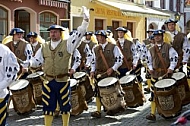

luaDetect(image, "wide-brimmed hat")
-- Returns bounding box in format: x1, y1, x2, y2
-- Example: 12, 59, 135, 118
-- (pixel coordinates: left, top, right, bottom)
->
9, 28, 25, 36
164, 19, 178, 24
115, 27, 128, 33
95, 30, 107, 38
47, 25, 66, 31
153, 30, 165, 35
27, 32, 38, 38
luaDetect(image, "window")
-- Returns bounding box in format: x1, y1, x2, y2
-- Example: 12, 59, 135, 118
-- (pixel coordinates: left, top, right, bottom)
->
127, 22, 133, 38
145, 1, 153, 7
160, 0, 165, 9
112, 21, 119, 40
95, 19, 103, 31
40, 12, 57, 41
169, 0, 173, 11
0, 7, 8, 42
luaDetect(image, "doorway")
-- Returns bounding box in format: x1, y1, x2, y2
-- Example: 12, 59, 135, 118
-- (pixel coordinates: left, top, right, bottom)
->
15, 10, 30, 39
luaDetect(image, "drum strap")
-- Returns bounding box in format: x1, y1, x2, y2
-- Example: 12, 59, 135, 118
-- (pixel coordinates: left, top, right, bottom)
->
155, 45, 167, 73
99, 45, 109, 69
116, 41, 131, 70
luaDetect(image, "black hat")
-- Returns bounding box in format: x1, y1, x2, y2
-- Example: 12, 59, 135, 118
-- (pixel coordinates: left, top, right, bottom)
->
9, 28, 25, 36
95, 30, 107, 38
165, 19, 178, 24
47, 25, 66, 31
27, 32, 38, 38
115, 27, 128, 33
153, 30, 165, 35
85, 31, 93, 36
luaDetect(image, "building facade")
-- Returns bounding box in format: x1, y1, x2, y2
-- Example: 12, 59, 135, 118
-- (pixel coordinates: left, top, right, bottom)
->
0, 0, 69, 41
146, 0, 185, 33
71, 0, 169, 42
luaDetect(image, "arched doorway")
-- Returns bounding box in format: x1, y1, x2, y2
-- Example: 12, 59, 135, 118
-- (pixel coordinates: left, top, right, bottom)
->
148, 22, 158, 30
14, 10, 30, 39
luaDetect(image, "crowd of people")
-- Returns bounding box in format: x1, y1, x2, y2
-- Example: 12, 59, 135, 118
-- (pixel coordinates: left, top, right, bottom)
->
0, 5, 190, 126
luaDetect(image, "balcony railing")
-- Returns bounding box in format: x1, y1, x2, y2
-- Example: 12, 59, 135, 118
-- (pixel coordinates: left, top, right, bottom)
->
39, 0, 68, 9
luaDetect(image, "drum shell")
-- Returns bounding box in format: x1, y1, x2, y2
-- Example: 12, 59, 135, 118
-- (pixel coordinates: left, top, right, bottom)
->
172, 73, 190, 106
70, 80, 88, 116
27, 75, 43, 105
120, 76, 144, 107
10, 83, 35, 114
154, 84, 182, 118
121, 82, 144, 107
74, 73, 94, 102
98, 79, 126, 114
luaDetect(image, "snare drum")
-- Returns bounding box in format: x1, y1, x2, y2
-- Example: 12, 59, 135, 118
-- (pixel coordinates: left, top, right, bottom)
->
73, 72, 94, 103
119, 75, 144, 107
98, 77, 126, 115
70, 79, 88, 116
9, 79, 36, 114
154, 79, 182, 118
27, 71, 44, 105
172, 72, 190, 105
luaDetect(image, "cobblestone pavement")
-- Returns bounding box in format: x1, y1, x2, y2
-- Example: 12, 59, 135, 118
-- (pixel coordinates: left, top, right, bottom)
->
7, 68, 190, 126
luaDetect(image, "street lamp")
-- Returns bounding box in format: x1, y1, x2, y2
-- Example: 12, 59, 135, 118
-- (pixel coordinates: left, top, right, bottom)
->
175, 12, 181, 21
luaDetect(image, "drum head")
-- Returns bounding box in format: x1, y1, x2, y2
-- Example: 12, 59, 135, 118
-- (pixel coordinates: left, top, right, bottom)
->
27, 71, 44, 79
172, 72, 185, 81
155, 79, 176, 89
119, 75, 136, 84
98, 77, 118, 87
9, 79, 29, 91
73, 72, 86, 79
69, 79, 78, 87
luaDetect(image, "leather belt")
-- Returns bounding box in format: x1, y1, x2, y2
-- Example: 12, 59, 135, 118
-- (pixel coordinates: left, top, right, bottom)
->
154, 68, 165, 72
46, 73, 69, 79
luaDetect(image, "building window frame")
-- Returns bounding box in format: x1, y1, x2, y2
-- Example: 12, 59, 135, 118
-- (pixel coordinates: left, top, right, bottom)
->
0, 7, 8, 41
40, 12, 57, 41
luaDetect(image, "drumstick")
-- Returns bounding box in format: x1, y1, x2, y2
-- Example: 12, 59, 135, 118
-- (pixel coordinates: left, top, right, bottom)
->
126, 69, 133, 75
158, 73, 168, 80
97, 72, 107, 79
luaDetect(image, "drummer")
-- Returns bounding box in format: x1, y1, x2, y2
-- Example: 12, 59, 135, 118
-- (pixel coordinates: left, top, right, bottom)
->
27, 32, 44, 72
90, 30, 123, 118
21, 6, 89, 126
115, 27, 138, 79
5, 28, 33, 79
165, 19, 190, 72
0, 44, 20, 126
77, 31, 96, 73
145, 30, 178, 121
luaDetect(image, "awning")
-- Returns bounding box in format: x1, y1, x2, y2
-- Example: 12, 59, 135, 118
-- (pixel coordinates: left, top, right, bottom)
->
96, 0, 170, 19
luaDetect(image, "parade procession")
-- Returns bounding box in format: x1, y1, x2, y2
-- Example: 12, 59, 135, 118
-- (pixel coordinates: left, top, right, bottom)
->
1, 0, 190, 126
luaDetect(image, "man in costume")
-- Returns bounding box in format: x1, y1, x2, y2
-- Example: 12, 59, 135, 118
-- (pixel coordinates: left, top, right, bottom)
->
0, 44, 19, 125
145, 30, 178, 121
22, 6, 90, 126
90, 30, 124, 118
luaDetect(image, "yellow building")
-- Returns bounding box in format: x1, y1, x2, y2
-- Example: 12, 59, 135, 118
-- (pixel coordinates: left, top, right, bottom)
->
71, 0, 170, 41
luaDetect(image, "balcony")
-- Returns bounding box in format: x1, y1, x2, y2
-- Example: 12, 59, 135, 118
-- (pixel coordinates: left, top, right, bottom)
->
39, 0, 69, 9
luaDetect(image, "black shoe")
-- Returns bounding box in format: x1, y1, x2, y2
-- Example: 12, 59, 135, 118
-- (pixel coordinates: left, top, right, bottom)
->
146, 114, 156, 121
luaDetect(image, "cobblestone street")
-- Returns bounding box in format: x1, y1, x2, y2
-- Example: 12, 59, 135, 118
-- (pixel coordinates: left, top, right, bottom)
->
7, 68, 190, 126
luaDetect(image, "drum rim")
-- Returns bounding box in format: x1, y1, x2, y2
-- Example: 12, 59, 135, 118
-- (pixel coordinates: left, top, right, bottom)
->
155, 78, 176, 89
119, 75, 136, 84
171, 72, 185, 80
98, 77, 118, 87
69, 79, 78, 88
9, 79, 29, 91
27, 71, 44, 79
73, 72, 86, 79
